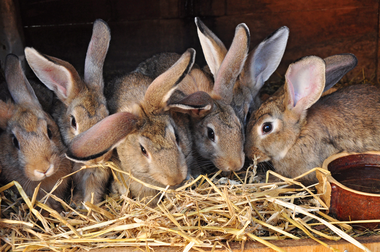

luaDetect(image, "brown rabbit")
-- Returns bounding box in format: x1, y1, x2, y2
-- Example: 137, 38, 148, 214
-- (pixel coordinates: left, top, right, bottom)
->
67, 49, 199, 203
0, 54, 72, 211
135, 23, 248, 174
167, 20, 289, 175
194, 18, 289, 124
243, 54, 380, 184
24, 19, 111, 205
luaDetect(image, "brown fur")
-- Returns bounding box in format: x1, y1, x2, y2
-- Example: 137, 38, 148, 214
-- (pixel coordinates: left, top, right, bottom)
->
0, 54, 71, 211
25, 19, 111, 205
68, 49, 196, 204
245, 55, 376, 184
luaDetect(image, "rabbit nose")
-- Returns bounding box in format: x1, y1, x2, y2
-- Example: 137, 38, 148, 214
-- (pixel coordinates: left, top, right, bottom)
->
35, 164, 54, 179
167, 175, 184, 186
167, 169, 187, 186
45, 164, 55, 177
228, 155, 244, 171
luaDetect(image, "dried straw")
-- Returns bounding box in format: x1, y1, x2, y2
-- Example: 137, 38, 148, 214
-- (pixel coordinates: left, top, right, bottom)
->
0, 160, 377, 251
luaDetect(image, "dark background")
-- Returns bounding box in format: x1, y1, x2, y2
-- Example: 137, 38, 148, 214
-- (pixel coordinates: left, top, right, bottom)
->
4, 0, 379, 84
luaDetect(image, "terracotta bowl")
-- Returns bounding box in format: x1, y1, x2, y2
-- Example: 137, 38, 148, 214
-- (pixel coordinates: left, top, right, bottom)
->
316, 151, 380, 229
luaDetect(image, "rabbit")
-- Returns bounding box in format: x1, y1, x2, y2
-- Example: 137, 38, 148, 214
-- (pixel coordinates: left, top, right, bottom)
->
194, 18, 289, 125
24, 19, 111, 205
66, 49, 201, 203
0, 54, 72, 211
243, 54, 380, 184
138, 19, 289, 175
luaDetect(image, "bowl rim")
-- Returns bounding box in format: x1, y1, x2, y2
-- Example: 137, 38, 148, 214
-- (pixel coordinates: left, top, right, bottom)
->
321, 151, 380, 197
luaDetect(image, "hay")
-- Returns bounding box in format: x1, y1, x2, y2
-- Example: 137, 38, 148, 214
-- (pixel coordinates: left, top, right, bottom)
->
0, 160, 378, 252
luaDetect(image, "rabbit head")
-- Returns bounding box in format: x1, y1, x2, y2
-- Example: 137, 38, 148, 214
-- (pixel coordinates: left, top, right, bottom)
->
195, 18, 289, 124
0, 54, 71, 211
164, 19, 288, 173
24, 19, 111, 163
167, 20, 252, 172
67, 49, 196, 201
245, 54, 359, 182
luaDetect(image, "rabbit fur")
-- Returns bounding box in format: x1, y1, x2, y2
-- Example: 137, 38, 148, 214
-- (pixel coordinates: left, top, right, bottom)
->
135, 18, 289, 175
243, 54, 380, 184
0, 54, 72, 211
67, 49, 200, 204
24, 19, 111, 205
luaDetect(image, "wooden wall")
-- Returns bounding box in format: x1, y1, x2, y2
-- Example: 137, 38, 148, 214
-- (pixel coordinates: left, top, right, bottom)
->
14, 0, 380, 83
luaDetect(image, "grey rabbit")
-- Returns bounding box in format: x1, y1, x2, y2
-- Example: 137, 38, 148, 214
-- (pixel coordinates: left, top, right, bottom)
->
0, 54, 72, 211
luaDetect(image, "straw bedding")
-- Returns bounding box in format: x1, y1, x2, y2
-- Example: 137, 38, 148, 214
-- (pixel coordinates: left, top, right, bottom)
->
1, 158, 378, 252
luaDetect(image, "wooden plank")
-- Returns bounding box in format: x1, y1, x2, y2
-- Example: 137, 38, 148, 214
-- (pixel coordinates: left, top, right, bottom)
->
226, 0, 378, 15
19, 0, 111, 26
209, 5, 378, 81
377, 1, 380, 83
179, 0, 226, 17
20, 0, 379, 83
79, 235, 380, 252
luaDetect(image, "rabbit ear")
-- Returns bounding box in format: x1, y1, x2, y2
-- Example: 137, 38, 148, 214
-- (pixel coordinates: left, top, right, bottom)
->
24, 47, 82, 104
195, 17, 227, 76
242, 26, 289, 94
0, 100, 14, 129
144, 48, 195, 113
168, 91, 214, 117
284, 56, 325, 116
5, 54, 41, 109
84, 19, 111, 92
67, 112, 138, 161
323, 53, 358, 92
213, 23, 250, 104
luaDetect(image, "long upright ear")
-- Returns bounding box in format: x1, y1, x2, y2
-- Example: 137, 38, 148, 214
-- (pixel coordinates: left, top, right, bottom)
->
323, 53, 358, 92
212, 23, 250, 104
195, 17, 227, 76
5, 54, 41, 109
284, 56, 325, 117
84, 19, 111, 92
144, 48, 195, 113
67, 112, 138, 161
168, 91, 214, 118
241, 26, 289, 94
24, 47, 82, 104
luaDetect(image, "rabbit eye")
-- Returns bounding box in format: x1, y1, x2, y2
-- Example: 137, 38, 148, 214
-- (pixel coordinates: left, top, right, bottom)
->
70, 115, 77, 130
207, 127, 215, 142
47, 126, 53, 139
12, 134, 20, 150
174, 130, 180, 145
262, 122, 273, 134
140, 144, 148, 157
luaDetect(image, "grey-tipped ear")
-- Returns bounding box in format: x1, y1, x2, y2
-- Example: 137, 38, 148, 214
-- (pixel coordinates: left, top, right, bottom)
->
144, 48, 196, 113
323, 53, 358, 92
242, 26, 289, 93
5, 54, 41, 109
195, 17, 227, 77
84, 19, 111, 91
213, 23, 250, 104
168, 91, 214, 118
67, 112, 138, 161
